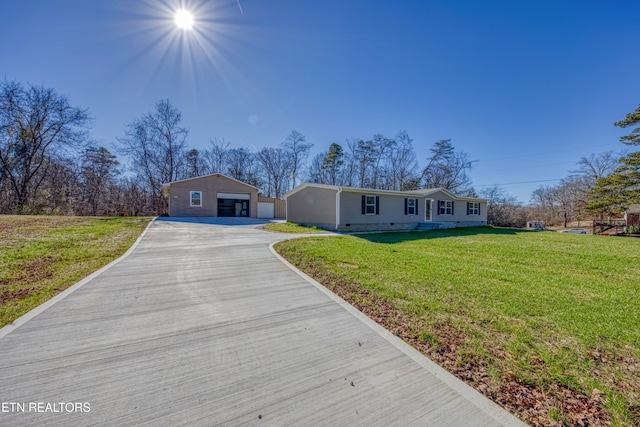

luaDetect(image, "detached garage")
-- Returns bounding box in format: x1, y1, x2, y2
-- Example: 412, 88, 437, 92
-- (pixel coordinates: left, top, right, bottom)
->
162, 174, 260, 217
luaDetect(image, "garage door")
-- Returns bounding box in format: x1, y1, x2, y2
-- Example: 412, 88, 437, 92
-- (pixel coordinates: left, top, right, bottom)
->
257, 202, 275, 218
218, 199, 249, 217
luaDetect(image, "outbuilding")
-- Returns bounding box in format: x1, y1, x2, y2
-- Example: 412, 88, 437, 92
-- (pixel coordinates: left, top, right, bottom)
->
162, 173, 260, 217
625, 204, 640, 230
284, 183, 487, 232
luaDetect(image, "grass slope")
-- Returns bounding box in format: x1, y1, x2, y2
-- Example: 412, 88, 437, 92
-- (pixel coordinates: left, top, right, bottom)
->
0, 215, 152, 327
274, 227, 640, 426
263, 222, 328, 233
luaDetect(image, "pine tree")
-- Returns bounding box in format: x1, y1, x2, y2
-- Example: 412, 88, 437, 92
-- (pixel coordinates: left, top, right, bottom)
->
588, 105, 640, 214
321, 143, 344, 186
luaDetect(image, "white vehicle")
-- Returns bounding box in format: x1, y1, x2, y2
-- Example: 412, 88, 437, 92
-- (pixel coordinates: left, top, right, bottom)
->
526, 220, 545, 230
558, 228, 588, 234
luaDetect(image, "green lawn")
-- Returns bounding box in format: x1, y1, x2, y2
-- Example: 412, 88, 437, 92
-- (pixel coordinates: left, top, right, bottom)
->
0, 215, 152, 327
274, 227, 640, 427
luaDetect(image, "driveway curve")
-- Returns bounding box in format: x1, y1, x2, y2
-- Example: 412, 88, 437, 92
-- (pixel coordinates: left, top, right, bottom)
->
0, 218, 524, 426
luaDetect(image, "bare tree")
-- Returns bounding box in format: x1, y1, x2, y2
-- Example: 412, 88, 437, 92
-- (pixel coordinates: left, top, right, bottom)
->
551, 180, 576, 228
530, 186, 561, 225
369, 134, 395, 189
80, 146, 120, 215
38, 157, 80, 215
204, 137, 230, 174
480, 185, 526, 227
257, 147, 291, 198
350, 139, 376, 188
308, 152, 329, 184
419, 140, 474, 194
117, 99, 188, 214
226, 147, 261, 187
530, 186, 549, 223
282, 130, 312, 189
528, 152, 619, 224
386, 130, 418, 191
0, 81, 90, 212
340, 139, 358, 187
531, 176, 592, 227
573, 151, 618, 185
226, 148, 250, 181
0, 165, 9, 212
118, 176, 155, 216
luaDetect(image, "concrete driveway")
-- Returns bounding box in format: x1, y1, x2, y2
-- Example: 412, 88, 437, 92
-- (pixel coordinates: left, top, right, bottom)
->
0, 218, 524, 426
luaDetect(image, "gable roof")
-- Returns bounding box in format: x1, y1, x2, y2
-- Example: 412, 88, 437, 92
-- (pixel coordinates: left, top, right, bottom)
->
161, 173, 260, 194
284, 183, 486, 202
627, 204, 640, 214
283, 183, 422, 198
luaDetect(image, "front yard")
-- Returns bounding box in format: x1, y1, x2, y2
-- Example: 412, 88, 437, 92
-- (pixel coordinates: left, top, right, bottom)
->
0, 215, 152, 327
274, 228, 640, 426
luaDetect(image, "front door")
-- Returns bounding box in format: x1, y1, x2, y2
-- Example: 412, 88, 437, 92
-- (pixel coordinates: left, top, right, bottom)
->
425, 199, 432, 221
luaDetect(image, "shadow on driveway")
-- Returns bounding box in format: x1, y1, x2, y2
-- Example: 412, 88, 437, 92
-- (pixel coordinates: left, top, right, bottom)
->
155, 216, 279, 226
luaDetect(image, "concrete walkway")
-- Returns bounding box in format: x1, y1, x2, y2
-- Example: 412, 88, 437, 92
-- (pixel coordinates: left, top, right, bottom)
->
0, 218, 524, 426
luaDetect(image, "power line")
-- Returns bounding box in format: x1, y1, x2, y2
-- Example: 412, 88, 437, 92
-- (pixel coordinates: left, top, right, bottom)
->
476, 161, 575, 174
475, 143, 620, 164
475, 178, 563, 187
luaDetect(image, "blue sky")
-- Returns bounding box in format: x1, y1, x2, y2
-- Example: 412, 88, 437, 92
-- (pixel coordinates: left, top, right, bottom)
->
1, 0, 639, 202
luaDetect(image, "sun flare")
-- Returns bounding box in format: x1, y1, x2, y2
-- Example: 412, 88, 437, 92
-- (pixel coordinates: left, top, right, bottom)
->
175, 9, 194, 29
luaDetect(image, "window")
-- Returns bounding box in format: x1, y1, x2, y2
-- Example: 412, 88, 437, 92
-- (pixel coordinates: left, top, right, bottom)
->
438, 200, 453, 215
365, 195, 376, 215
190, 191, 202, 207
467, 202, 480, 216
405, 198, 418, 215
361, 195, 379, 215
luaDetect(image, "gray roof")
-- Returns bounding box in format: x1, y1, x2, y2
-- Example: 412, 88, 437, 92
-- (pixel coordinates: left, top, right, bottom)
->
285, 183, 486, 202
628, 204, 640, 214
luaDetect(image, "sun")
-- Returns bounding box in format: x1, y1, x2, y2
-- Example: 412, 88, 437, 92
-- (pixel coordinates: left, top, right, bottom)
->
175, 9, 194, 29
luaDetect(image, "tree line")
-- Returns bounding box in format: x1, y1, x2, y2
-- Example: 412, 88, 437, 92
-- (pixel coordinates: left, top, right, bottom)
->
2, 80, 637, 225
527, 104, 640, 227
0, 81, 475, 216
441, 104, 640, 229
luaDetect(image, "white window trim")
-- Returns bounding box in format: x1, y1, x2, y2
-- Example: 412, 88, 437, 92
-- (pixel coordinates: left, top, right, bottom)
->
365, 195, 376, 215
407, 198, 417, 216
190, 191, 202, 207
439, 200, 453, 215
468, 202, 480, 216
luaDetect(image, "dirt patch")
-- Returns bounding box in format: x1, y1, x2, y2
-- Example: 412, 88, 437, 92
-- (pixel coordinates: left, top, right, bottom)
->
0, 287, 37, 304
0, 256, 55, 288
336, 262, 359, 269
0, 216, 79, 239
